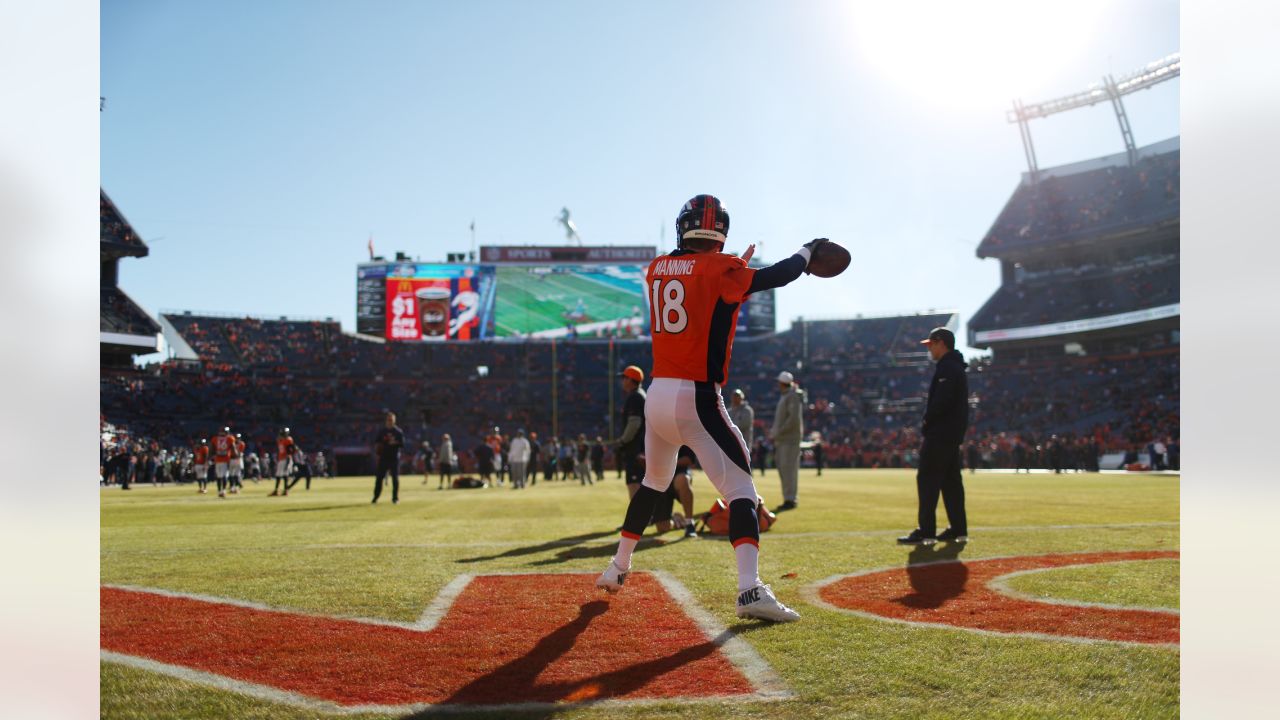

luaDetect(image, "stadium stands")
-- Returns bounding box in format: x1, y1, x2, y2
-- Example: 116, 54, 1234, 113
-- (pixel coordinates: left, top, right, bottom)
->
100, 308, 1177, 474
161, 313, 341, 369
101, 191, 149, 255
952, 136, 1179, 470
101, 287, 161, 336
970, 255, 1178, 330
979, 148, 1179, 255
969, 139, 1179, 373
101, 190, 160, 367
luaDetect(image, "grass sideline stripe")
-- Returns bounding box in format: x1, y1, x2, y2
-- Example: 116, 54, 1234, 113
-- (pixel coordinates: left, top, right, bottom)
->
100, 521, 1179, 555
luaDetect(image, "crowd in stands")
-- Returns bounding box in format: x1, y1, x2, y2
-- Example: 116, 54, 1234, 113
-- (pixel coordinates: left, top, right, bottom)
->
102, 190, 157, 350
970, 257, 1178, 330
162, 313, 342, 369
102, 311, 1179, 476
980, 149, 1179, 253
100, 192, 147, 251
101, 287, 161, 336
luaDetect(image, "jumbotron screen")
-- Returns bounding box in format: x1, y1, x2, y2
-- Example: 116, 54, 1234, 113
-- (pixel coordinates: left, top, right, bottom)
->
357, 263, 497, 341
356, 245, 775, 341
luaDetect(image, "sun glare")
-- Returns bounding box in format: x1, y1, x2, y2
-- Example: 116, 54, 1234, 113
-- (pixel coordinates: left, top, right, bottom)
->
846, 0, 1108, 108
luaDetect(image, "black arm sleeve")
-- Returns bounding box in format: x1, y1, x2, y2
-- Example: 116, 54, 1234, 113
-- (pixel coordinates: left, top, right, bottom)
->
746, 254, 807, 295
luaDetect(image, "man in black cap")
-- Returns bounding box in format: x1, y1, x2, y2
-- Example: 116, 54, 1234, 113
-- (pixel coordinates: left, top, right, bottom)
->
616, 365, 647, 499
899, 327, 969, 545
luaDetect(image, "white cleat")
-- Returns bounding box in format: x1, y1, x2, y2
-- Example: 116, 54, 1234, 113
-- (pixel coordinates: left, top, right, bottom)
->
736, 583, 801, 623
595, 560, 630, 594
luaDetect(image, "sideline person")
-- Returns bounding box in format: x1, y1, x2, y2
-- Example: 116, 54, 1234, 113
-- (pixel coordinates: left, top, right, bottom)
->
372, 412, 405, 504
616, 365, 647, 498
898, 327, 969, 545
727, 389, 754, 451
771, 371, 804, 511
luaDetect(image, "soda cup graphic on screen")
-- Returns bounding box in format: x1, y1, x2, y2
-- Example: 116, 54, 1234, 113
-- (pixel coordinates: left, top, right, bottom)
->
416, 286, 451, 338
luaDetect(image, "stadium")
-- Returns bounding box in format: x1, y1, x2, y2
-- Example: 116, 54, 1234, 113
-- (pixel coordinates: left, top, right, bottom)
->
96, 7, 1184, 720
101, 134, 1181, 482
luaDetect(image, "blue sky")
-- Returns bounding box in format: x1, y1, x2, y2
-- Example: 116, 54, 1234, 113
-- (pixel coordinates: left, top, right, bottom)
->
101, 0, 1179, 354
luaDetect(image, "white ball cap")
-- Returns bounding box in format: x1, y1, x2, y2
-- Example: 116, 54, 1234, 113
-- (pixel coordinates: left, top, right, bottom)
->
777, 371, 794, 384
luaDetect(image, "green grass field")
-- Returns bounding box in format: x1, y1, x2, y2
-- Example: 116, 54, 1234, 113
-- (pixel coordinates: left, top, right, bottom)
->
101, 470, 1179, 719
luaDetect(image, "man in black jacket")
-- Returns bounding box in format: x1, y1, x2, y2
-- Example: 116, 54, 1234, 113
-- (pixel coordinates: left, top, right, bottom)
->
372, 411, 405, 504
616, 365, 647, 499
899, 327, 969, 545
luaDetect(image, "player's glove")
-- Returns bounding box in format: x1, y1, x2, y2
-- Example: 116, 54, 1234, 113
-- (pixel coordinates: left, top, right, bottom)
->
801, 238, 829, 274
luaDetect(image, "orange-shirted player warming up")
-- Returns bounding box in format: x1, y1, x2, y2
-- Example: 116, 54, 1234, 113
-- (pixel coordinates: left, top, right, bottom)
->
230, 432, 247, 493
210, 426, 236, 499
270, 428, 295, 496
193, 438, 210, 494
597, 194, 835, 622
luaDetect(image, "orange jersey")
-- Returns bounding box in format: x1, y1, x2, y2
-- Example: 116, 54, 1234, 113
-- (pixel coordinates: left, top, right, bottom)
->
211, 435, 234, 462
194, 446, 209, 464
647, 250, 755, 384
235, 439, 246, 458
277, 436, 295, 460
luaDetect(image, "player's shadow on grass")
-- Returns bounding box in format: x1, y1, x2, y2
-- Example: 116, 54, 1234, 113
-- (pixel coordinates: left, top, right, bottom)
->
274, 505, 351, 513
456, 530, 618, 564
400, 601, 767, 719
896, 542, 968, 610
526, 533, 694, 567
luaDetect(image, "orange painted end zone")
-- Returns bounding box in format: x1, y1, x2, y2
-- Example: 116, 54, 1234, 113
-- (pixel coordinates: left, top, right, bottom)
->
818, 550, 1179, 645
101, 573, 755, 707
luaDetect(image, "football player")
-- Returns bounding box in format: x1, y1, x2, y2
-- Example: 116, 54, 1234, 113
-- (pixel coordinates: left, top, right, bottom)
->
193, 439, 209, 494
211, 427, 234, 498
597, 194, 830, 622
270, 428, 295, 496
229, 432, 246, 494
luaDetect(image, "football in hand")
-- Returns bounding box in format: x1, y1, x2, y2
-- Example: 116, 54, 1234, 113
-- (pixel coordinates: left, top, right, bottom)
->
806, 240, 850, 278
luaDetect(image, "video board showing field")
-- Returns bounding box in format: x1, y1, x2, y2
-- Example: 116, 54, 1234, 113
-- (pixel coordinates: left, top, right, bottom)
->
494, 265, 648, 338
357, 245, 775, 341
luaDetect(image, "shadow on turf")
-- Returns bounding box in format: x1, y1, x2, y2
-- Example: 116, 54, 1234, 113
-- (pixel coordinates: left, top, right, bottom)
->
897, 541, 968, 610
399, 602, 768, 719
456, 530, 618, 564
525, 531, 698, 567
457, 529, 696, 567
273, 505, 351, 513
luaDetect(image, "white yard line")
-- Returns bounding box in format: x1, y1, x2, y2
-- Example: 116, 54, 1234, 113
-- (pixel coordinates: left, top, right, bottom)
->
652, 570, 792, 700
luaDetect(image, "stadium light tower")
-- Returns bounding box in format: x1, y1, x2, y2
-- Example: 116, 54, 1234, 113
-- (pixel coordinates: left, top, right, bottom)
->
1007, 53, 1180, 182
